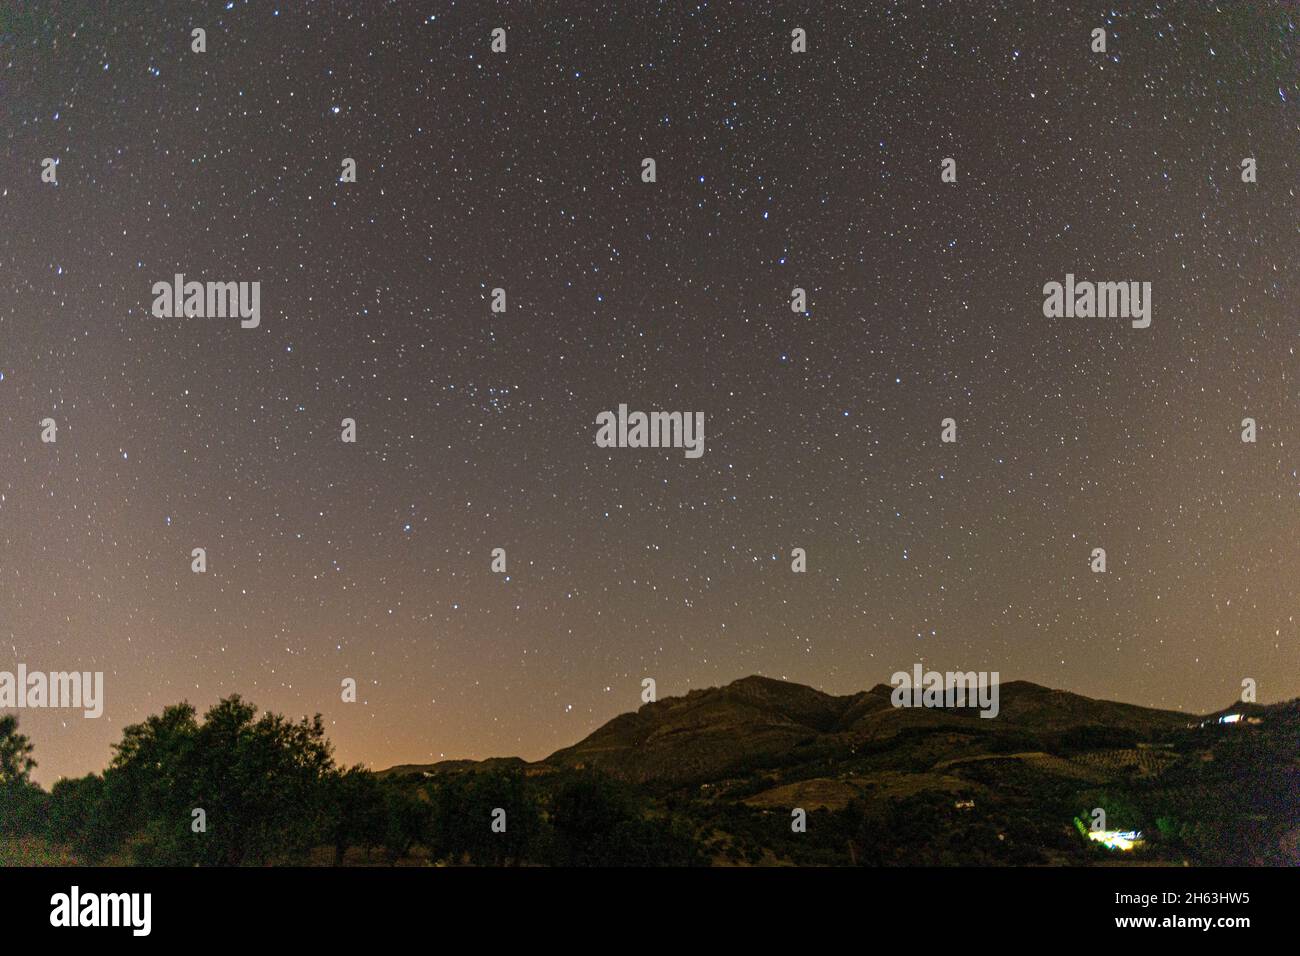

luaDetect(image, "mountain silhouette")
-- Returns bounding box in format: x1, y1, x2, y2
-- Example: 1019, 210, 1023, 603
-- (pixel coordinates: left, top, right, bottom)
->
370, 675, 1299, 865
542, 676, 1192, 784
383, 675, 1201, 785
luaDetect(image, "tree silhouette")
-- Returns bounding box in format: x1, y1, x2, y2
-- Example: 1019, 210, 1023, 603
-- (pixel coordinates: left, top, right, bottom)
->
326, 765, 387, 865
0, 715, 35, 785
0, 715, 43, 836
108, 695, 337, 865
430, 770, 541, 865
549, 774, 702, 866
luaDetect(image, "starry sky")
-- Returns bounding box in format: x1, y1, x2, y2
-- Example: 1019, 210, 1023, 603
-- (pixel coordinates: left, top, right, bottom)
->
2, 1, 1297, 785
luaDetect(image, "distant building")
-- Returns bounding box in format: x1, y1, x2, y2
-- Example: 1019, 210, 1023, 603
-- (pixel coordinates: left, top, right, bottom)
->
1074, 816, 1145, 852
1196, 712, 1262, 729
1087, 829, 1144, 851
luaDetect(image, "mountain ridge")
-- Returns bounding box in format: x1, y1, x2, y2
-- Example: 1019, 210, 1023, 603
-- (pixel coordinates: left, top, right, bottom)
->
378, 674, 1258, 783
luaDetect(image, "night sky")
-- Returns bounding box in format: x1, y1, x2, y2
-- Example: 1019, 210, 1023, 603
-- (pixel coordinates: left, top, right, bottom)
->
2, 2, 1297, 785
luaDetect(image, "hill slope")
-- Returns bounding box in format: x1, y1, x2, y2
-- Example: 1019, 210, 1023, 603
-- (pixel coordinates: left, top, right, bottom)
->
542, 676, 1191, 784
383, 675, 1194, 785
378, 676, 1298, 865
